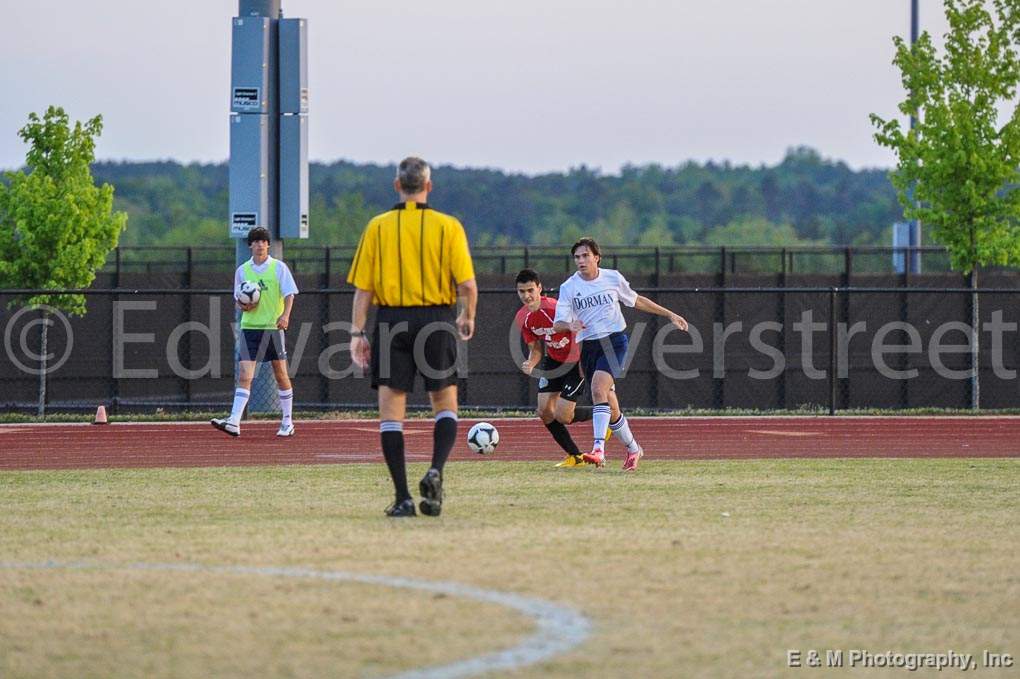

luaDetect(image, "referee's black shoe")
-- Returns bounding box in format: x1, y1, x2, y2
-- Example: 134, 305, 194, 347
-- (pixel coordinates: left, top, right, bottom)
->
384, 498, 417, 517
418, 468, 443, 517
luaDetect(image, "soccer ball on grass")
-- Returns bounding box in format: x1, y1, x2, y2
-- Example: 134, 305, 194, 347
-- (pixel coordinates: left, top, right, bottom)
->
467, 422, 500, 455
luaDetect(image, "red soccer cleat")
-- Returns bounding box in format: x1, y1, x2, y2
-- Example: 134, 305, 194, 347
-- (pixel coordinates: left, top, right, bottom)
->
622, 446, 644, 471
582, 446, 606, 468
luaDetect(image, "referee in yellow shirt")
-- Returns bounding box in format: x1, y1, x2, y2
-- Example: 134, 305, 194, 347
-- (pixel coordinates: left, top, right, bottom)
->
347, 157, 478, 517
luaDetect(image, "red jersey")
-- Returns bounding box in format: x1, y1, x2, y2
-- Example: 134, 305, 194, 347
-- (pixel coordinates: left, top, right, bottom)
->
514, 296, 580, 363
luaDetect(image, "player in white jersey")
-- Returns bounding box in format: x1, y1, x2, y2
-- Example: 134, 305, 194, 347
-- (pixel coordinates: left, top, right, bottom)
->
553, 237, 688, 470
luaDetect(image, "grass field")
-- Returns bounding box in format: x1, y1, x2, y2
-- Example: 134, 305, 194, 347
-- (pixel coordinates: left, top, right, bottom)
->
1, 458, 1017, 678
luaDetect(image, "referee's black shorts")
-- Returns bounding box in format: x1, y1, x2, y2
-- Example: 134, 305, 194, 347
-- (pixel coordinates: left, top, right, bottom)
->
371, 305, 459, 392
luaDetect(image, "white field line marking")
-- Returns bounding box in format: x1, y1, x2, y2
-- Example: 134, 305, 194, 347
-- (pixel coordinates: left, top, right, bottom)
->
0, 561, 592, 679
745, 430, 822, 437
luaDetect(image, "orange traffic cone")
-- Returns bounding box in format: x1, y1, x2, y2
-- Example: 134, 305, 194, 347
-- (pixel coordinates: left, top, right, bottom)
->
93, 405, 108, 425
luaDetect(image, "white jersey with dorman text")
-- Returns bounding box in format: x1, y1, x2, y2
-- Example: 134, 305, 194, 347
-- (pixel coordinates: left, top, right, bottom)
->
554, 268, 638, 341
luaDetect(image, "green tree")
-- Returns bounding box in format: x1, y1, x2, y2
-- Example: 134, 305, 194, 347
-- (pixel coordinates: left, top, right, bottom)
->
0, 106, 126, 412
871, 0, 1020, 407
871, 0, 1020, 273
636, 215, 676, 247
703, 216, 812, 247
91, 152, 905, 251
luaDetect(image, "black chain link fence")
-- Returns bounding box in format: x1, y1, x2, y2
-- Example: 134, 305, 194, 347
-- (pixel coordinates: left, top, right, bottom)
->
103, 245, 960, 278
3, 269, 1020, 415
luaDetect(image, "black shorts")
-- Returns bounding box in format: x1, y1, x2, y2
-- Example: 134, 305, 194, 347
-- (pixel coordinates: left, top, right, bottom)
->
371, 305, 459, 392
536, 355, 585, 402
240, 328, 287, 363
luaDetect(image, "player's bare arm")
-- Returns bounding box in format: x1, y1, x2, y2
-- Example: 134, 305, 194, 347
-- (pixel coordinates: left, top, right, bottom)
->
553, 319, 585, 334
522, 340, 542, 375
276, 294, 294, 330
634, 295, 688, 331
456, 278, 478, 340
350, 287, 374, 368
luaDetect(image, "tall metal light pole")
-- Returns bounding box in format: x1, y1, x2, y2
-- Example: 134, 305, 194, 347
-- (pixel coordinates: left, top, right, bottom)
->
232, 0, 280, 265
908, 0, 921, 274
911, 0, 919, 133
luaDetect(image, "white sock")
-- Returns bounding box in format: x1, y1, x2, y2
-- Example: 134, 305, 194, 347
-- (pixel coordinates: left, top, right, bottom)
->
229, 388, 250, 424
592, 403, 611, 449
610, 415, 640, 453
279, 388, 294, 426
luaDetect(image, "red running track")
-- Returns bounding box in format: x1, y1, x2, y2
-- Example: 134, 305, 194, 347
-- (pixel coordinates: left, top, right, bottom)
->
0, 417, 1017, 471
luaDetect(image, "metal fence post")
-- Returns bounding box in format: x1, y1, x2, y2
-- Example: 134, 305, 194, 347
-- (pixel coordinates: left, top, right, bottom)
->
320, 290, 330, 404
184, 249, 193, 404
323, 246, 331, 289
111, 273, 120, 409
837, 247, 853, 408
841, 285, 851, 409
970, 271, 980, 409
901, 264, 910, 408
829, 287, 837, 415
778, 266, 787, 410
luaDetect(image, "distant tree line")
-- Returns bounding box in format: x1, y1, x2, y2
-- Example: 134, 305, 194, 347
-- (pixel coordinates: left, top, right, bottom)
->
91, 146, 904, 250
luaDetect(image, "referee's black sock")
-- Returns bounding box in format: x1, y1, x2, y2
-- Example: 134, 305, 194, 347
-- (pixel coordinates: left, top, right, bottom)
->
545, 420, 580, 456
570, 406, 593, 423
431, 410, 458, 472
380, 421, 411, 502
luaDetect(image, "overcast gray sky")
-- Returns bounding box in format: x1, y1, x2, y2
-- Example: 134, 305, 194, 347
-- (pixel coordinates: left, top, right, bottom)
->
0, 1, 950, 174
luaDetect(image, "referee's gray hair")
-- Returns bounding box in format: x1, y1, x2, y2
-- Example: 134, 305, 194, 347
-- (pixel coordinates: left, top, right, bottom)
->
396, 156, 431, 194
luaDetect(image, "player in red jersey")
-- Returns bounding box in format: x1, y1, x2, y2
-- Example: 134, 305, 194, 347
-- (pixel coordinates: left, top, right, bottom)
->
514, 268, 603, 467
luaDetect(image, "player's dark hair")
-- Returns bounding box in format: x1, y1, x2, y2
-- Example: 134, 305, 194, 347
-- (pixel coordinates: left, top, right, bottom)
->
515, 268, 541, 287
571, 237, 601, 259
247, 226, 271, 245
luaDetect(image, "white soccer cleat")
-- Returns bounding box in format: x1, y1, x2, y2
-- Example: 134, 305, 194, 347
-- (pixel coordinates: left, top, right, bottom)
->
276, 422, 295, 437
211, 418, 240, 437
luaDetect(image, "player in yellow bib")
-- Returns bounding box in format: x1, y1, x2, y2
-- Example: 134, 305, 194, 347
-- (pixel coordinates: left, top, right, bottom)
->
211, 227, 299, 437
